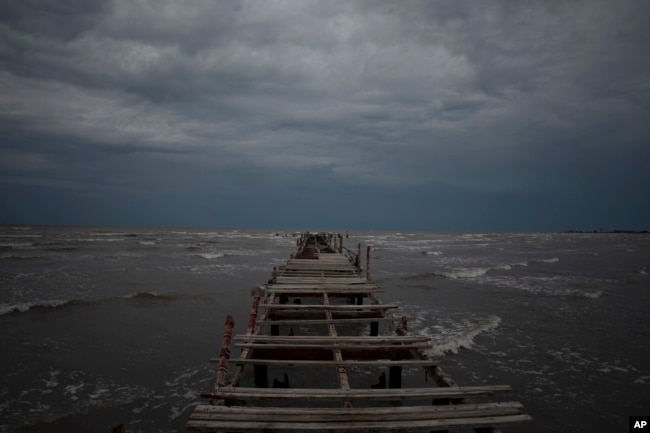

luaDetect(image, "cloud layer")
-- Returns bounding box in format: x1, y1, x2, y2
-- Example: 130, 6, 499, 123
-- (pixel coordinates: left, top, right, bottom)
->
1, 0, 649, 229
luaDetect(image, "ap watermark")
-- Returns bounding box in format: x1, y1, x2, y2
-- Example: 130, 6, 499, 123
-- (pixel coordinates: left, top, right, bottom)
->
631, 416, 650, 431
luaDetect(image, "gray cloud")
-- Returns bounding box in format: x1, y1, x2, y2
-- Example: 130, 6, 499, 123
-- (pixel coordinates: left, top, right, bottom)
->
1, 0, 649, 229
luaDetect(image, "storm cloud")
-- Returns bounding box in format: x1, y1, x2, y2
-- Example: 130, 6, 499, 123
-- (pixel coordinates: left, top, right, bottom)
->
1, 0, 649, 230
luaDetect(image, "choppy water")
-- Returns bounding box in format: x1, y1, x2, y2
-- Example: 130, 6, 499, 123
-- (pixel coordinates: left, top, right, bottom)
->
1, 226, 648, 432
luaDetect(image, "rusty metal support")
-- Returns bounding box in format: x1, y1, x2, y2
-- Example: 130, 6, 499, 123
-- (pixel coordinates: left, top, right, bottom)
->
214, 315, 234, 392
247, 292, 261, 334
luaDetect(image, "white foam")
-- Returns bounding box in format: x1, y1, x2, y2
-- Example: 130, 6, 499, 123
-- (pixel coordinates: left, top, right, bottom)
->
120, 291, 162, 299
536, 257, 559, 264
634, 375, 650, 384
44, 370, 60, 388
64, 383, 84, 401
0, 300, 71, 315
197, 252, 226, 259
423, 315, 502, 355
422, 251, 443, 256
138, 241, 156, 246
0, 242, 35, 247
71, 238, 125, 242
441, 267, 490, 279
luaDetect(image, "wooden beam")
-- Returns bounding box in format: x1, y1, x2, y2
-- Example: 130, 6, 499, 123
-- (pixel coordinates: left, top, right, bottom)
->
233, 335, 431, 343
219, 359, 437, 368
261, 303, 398, 310
256, 317, 404, 325
190, 402, 524, 419
186, 415, 533, 432
201, 385, 512, 401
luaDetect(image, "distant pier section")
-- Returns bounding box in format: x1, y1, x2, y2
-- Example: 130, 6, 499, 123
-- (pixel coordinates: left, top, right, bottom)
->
187, 232, 532, 432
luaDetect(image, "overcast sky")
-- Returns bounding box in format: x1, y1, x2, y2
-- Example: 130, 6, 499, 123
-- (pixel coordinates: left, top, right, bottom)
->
1, 0, 649, 231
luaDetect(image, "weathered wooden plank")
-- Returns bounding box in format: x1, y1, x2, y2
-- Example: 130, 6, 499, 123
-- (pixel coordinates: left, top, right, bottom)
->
278, 266, 359, 271
202, 385, 512, 401
257, 316, 403, 325
186, 414, 533, 432
233, 335, 431, 343
191, 401, 524, 417
262, 284, 379, 289
189, 402, 524, 422
274, 277, 368, 284
261, 303, 398, 310
220, 359, 437, 367
234, 343, 433, 351
261, 289, 380, 297
267, 311, 386, 320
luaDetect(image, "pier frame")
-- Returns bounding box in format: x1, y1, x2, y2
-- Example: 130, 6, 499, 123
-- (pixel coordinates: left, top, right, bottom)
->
188, 232, 531, 432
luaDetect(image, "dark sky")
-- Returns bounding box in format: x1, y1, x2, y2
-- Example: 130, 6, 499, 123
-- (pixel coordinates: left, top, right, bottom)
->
1, 1, 649, 231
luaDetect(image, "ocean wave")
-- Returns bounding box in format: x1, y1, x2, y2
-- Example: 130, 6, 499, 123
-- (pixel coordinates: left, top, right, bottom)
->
45, 246, 79, 252
0, 291, 185, 316
0, 254, 48, 260
432, 267, 491, 279
0, 242, 35, 248
8, 373, 153, 431
422, 257, 558, 279
69, 238, 125, 242
119, 291, 182, 301
423, 315, 502, 355
196, 252, 226, 259
532, 257, 560, 264
0, 299, 74, 315
138, 240, 156, 246
634, 375, 650, 384
421, 251, 443, 256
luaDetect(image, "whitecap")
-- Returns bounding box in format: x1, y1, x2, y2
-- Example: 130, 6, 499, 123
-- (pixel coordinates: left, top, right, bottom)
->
634, 375, 650, 384
440, 267, 490, 279
0, 300, 72, 315
197, 252, 226, 259
0, 242, 35, 247
535, 257, 560, 264
64, 383, 84, 401
422, 315, 502, 355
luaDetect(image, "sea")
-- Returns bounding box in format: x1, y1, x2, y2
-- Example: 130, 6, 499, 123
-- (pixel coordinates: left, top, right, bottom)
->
1, 225, 648, 432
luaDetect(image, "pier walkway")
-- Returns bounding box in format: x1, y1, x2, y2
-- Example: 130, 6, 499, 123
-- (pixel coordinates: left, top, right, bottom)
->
187, 232, 531, 432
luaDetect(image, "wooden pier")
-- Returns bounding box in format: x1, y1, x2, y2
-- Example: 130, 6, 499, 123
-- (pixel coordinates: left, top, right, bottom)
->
187, 232, 532, 432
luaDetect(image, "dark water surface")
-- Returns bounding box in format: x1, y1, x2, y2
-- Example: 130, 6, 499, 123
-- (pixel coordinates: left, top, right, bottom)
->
1, 226, 648, 432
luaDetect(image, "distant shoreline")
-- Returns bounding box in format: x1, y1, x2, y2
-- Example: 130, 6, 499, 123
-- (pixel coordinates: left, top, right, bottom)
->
563, 229, 648, 234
